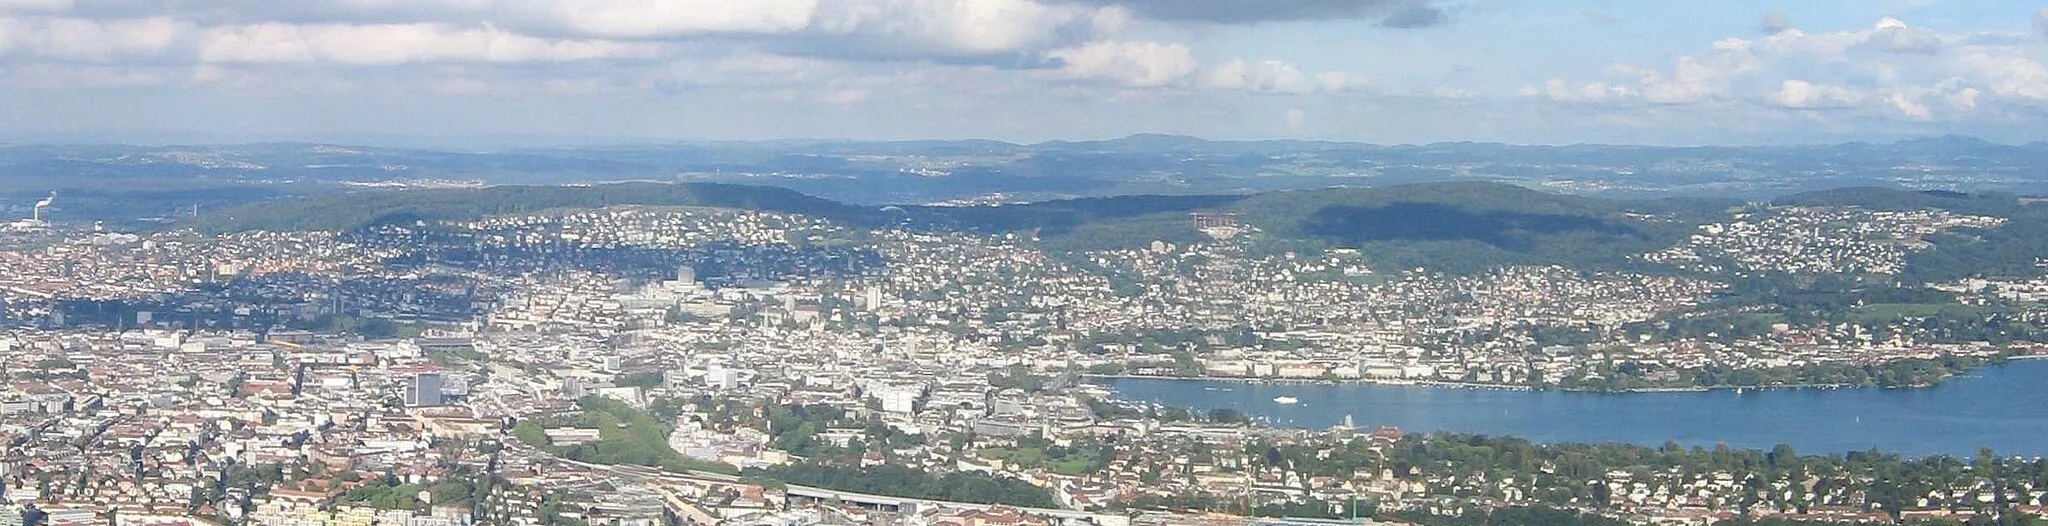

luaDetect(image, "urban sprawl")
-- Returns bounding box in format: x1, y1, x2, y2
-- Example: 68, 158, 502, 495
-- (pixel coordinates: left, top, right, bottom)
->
1, 204, 2045, 526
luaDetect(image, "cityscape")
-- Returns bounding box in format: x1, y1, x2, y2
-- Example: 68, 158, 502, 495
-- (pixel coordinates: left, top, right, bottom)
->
4, 1, 2048, 526
2, 181, 2048, 526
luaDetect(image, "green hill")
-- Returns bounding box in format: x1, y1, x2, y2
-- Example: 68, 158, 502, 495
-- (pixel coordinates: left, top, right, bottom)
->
1037, 182, 1727, 273
1774, 187, 2022, 216
189, 182, 883, 233
187, 181, 1729, 274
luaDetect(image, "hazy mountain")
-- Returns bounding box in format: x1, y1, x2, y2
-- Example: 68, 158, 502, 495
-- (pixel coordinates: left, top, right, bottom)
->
6, 136, 2048, 220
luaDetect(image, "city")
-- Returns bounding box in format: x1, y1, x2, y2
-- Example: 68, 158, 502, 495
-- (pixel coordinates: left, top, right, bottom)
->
2, 189, 2046, 526
3, 0, 2048, 525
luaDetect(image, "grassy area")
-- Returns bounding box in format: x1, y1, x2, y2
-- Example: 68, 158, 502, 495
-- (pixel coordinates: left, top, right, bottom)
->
980, 447, 1105, 475
513, 396, 739, 475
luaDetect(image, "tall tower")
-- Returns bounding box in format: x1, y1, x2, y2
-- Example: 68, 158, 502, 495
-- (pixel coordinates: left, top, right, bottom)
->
31, 192, 54, 223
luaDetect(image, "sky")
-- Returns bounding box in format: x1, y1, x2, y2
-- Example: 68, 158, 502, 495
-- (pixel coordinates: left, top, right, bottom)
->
0, 0, 2045, 146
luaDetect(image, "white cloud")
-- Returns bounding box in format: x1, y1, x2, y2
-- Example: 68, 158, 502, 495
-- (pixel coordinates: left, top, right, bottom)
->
1204, 58, 1311, 94
0, 0, 68, 13
2036, 6, 2048, 40
0, 16, 187, 60
1952, 49, 2048, 100
1888, 92, 1931, 118
1769, 79, 1863, 108
1315, 71, 1369, 92
196, 22, 656, 64
1285, 107, 1305, 130
1044, 40, 1194, 88
1202, 59, 1374, 95
1525, 78, 1628, 103
1613, 56, 1728, 104
1541, 15, 2048, 119
0, 62, 164, 87
1856, 17, 1943, 54
822, 87, 871, 103
536, 0, 819, 37
809, 0, 1114, 55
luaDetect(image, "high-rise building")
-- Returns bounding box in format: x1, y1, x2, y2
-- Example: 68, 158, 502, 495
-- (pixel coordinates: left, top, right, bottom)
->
406, 372, 445, 407
863, 287, 884, 311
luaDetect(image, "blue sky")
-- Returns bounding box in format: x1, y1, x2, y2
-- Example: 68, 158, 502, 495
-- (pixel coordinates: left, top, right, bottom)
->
0, 0, 2043, 146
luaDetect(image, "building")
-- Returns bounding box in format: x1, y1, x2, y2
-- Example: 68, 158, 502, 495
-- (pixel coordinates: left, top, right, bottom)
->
706, 366, 741, 390
863, 287, 884, 311
406, 372, 445, 407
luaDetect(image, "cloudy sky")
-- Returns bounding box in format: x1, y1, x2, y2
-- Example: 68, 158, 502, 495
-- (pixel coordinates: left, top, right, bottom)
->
0, 0, 2045, 146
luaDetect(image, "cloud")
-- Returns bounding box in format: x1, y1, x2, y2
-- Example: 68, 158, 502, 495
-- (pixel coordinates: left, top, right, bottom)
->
1379, 4, 1447, 28
2035, 6, 2047, 40
799, 0, 1118, 58
1204, 58, 1310, 93
1855, 17, 1943, 54
1063, 0, 1453, 24
195, 22, 657, 64
1044, 40, 1194, 88
16, 0, 1134, 66
1952, 50, 2048, 100
1760, 10, 1792, 35
1887, 92, 1931, 118
0, 0, 68, 13
1522, 78, 1628, 103
1315, 71, 1369, 92
1536, 15, 2048, 120
1614, 56, 1729, 104
1769, 79, 1864, 109
0, 16, 187, 60
537, 0, 820, 37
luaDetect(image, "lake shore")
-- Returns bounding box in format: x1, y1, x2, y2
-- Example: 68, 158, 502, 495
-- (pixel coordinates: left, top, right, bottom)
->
1085, 373, 1915, 394
1085, 350, 2046, 393
1096, 359, 2048, 456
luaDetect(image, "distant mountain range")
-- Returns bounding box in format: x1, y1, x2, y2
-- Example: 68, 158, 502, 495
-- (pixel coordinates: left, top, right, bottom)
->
4, 135, 2048, 214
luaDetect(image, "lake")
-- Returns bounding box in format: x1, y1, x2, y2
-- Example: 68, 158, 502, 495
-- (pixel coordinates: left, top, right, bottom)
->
1100, 358, 2048, 457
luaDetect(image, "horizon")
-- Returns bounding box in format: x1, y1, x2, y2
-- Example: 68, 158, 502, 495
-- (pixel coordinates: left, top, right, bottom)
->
2, 131, 2045, 151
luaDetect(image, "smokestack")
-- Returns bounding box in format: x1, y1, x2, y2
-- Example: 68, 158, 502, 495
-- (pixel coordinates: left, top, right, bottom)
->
32, 192, 53, 222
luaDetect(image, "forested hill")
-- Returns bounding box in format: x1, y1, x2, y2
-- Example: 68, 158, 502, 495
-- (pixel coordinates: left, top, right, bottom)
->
188, 182, 886, 233
1774, 187, 2024, 216
191, 180, 2048, 278
1031, 182, 1738, 273
190, 180, 1757, 274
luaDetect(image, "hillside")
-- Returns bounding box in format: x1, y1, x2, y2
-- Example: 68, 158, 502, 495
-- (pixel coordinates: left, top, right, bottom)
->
189, 182, 883, 233
1775, 187, 2023, 216
12, 136, 2048, 208
188, 181, 1733, 274
1032, 182, 1724, 273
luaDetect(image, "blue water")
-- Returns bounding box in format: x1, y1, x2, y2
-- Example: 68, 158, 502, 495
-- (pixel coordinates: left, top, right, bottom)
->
1102, 359, 2048, 457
